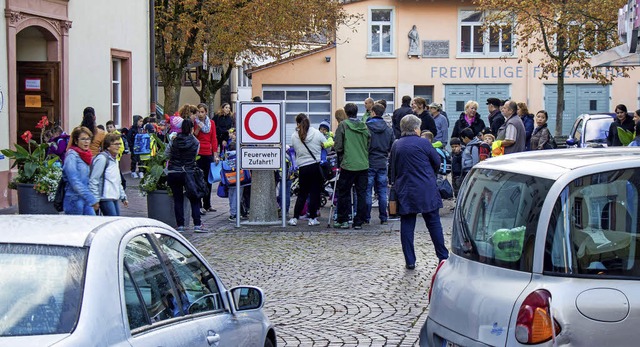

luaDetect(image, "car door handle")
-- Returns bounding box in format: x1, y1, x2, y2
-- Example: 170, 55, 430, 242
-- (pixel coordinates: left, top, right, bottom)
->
206, 332, 221, 345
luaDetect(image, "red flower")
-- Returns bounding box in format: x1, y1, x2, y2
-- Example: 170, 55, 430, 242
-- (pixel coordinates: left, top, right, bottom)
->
35, 116, 49, 129
21, 130, 33, 144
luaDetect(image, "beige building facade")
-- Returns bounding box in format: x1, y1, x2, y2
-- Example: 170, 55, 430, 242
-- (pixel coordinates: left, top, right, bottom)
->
250, 0, 640, 143
1, 0, 151, 208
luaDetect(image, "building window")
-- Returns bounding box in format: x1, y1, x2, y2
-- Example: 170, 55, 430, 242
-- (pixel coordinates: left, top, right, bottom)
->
345, 88, 395, 117
238, 64, 252, 88
263, 86, 331, 144
183, 67, 199, 86
368, 7, 394, 56
414, 86, 434, 104
459, 10, 513, 56
111, 49, 132, 128
112, 59, 122, 126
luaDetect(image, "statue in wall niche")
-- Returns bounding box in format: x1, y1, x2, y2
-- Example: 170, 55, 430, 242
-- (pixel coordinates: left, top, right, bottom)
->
408, 25, 420, 58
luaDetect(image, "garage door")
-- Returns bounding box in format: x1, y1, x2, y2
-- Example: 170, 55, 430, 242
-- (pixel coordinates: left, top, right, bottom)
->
444, 84, 510, 139
262, 85, 332, 144
544, 84, 610, 135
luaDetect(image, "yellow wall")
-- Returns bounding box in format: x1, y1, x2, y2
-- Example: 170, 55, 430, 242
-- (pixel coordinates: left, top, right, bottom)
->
252, 0, 640, 129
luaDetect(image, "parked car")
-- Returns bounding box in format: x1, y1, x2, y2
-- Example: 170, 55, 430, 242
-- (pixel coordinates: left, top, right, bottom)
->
0, 216, 276, 347
421, 148, 640, 347
565, 113, 615, 148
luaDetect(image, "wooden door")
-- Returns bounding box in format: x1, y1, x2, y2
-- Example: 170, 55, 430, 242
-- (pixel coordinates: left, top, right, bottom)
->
17, 62, 60, 146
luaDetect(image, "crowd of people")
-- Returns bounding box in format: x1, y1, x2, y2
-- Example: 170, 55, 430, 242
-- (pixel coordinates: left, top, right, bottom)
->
48, 96, 640, 269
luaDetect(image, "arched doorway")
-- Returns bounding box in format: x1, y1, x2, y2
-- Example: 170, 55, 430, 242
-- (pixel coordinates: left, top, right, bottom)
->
16, 26, 61, 145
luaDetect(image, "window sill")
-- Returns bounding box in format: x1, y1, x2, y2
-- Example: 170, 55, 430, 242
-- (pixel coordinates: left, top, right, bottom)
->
455, 53, 517, 59
366, 54, 396, 59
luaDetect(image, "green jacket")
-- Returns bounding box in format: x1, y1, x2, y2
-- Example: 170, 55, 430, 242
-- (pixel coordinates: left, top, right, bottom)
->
334, 118, 370, 171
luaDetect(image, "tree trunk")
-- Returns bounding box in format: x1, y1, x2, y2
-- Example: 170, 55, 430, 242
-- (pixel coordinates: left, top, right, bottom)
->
555, 71, 565, 137
248, 170, 279, 223
163, 80, 182, 116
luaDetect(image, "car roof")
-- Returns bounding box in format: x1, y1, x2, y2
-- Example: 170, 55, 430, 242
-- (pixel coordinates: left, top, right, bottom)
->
578, 113, 615, 120
474, 148, 640, 179
0, 215, 171, 247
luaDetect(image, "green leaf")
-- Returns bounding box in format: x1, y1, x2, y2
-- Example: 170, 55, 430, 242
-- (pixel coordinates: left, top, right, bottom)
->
617, 127, 634, 146
23, 162, 37, 179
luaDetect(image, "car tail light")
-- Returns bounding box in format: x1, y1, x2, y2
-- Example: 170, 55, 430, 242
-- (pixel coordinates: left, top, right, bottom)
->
515, 289, 561, 344
428, 259, 446, 302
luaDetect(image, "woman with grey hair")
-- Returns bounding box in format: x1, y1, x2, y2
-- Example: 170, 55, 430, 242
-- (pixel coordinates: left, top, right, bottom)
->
389, 115, 449, 269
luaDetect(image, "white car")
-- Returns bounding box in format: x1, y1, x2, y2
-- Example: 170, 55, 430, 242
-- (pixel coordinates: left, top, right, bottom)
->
421, 148, 640, 347
0, 216, 276, 347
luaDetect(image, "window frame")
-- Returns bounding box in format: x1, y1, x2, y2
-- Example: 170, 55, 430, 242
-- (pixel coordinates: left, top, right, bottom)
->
367, 6, 395, 58
457, 9, 515, 58
112, 58, 122, 127
344, 87, 395, 118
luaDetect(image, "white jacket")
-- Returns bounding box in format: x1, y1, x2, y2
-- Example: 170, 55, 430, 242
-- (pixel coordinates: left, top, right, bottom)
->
89, 152, 127, 201
291, 127, 326, 167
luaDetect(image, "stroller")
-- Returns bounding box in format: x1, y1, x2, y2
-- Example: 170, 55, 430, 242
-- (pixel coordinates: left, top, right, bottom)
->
290, 153, 338, 208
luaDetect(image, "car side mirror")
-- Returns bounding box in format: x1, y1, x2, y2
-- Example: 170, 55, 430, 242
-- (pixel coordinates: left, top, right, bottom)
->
565, 138, 576, 146
230, 286, 264, 311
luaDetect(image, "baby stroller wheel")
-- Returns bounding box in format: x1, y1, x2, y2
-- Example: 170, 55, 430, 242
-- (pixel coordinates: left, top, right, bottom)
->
320, 195, 327, 207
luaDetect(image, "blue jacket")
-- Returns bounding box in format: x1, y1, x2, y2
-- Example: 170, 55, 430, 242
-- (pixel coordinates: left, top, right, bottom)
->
63, 149, 99, 214
390, 134, 442, 215
521, 114, 534, 150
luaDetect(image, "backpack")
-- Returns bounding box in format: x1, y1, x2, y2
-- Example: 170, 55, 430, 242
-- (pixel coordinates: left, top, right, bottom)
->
133, 133, 151, 155
478, 143, 492, 161
435, 148, 452, 175
220, 151, 251, 186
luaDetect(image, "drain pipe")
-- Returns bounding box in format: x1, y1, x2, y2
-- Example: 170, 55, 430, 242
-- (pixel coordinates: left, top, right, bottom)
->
149, 0, 157, 117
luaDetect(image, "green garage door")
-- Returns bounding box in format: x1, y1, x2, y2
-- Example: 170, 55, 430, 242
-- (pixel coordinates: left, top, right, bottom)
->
444, 84, 510, 140
544, 84, 610, 135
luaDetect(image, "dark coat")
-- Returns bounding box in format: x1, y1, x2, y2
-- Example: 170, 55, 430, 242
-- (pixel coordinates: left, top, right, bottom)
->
521, 114, 535, 150
392, 104, 413, 139
607, 114, 635, 146
213, 113, 234, 146
488, 110, 505, 136
416, 110, 437, 137
451, 112, 486, 140
167, 133, 199, 171
366, 116, 395, 169
390, 134, 442, 215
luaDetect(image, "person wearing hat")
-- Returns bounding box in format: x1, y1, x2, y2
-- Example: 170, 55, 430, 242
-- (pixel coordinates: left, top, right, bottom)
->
428, 102, 449, 148
486, 97, 505, 136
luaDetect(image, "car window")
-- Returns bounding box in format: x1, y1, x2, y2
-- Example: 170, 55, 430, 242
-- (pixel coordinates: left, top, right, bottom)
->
154, 234, 224, 315
0, 244, 86, 336
573, 118, 584, 142
545, 168, 640, 277
452, 169, 554, 271
124, 235, 184, 327
584, 118, 612, 143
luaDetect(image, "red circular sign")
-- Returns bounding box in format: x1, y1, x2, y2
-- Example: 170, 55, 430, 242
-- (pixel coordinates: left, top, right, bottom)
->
244, 106, 278, 141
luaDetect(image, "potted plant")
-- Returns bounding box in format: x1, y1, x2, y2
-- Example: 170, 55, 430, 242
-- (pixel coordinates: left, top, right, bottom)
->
139, 134, 190, 226
1, 116, 62, 214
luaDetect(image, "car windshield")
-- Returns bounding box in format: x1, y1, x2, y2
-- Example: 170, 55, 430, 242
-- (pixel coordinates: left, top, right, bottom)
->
0, 244, 87, 336
545, 168, 640, 277
583, 118, 612, 143
452, 169, 554, 271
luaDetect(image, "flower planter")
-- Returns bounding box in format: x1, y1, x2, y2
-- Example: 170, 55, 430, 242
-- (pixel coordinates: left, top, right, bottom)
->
17, 183, 58, 215
146, 190, 191, 227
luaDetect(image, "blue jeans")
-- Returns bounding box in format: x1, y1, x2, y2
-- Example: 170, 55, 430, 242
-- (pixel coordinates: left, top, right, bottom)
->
277, 179, 292, 216
366, 167, 388, 222
400, 210, 449, 266
229, 186, 242, 217
99, 200, 120, 216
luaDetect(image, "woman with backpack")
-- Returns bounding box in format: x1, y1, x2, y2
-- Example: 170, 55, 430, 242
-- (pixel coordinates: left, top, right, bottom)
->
89, 133, 128, 216
530, 110, 553, 150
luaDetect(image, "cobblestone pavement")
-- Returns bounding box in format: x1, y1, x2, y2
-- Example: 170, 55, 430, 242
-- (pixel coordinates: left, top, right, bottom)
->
4, 176, 454, 346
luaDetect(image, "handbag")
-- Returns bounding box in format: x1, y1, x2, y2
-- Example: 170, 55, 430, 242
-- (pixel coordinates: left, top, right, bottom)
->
388, 185, 397, 216
53, 177, 66, 212
216, 182, 229, 198
184, 167, 208, 199
300, 139, 326, 180
209, 161, 223, 184
436, 175, 454, 200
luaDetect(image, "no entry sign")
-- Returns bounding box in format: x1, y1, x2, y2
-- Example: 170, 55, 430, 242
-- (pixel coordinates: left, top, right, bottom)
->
240, 103, 282, 144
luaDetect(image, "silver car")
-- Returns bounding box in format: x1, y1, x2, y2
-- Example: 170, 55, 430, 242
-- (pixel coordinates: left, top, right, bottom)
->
0, 216, 276, 347
565, 113, 615, 148
421, 148, 640, 347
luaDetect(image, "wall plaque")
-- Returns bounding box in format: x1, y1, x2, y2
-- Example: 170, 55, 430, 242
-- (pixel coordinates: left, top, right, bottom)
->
422, 40, 449, 58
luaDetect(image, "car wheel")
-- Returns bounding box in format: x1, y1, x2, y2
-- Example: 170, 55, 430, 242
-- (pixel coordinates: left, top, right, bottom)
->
264, 338, 274, 347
